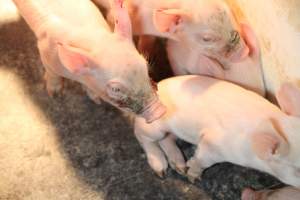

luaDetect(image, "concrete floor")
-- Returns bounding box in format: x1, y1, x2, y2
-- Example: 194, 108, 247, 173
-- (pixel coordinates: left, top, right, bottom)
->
0, 1, 284, 200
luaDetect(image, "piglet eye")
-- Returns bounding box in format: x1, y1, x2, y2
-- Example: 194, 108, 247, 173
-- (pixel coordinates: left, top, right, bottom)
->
200, 34, 218, 43
106, 81, 126, 99
203, 36, 212, 42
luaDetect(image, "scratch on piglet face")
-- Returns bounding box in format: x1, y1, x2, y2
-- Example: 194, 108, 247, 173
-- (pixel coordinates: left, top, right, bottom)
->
186, 6, 243, 60
106, 76, 155, 115
99, 40, 157, 115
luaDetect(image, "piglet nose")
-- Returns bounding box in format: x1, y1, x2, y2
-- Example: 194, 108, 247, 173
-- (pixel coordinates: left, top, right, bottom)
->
241, 188, 256, 200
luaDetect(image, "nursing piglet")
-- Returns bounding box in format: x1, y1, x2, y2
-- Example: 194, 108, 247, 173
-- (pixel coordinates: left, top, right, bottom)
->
13, 0, 165, 123
93, 0, 258, 72
166, 5, 265, 96
134, 75, 300, 187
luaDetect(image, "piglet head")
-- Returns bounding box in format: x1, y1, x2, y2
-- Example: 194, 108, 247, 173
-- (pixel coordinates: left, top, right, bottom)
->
103, 0, 165, 123
59, 0, 165, 123
104, 73, 165, 124
153, 0, 249, 63
99, 49, 164, 123
191, 2, 249, 63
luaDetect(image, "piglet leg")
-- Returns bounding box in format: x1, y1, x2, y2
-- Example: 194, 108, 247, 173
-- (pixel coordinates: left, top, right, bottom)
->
83, 86, 102, 104
38, 38, 64, 97
186, 131, 218, 183
158, 134, 186, 175
186, 152, 206, 183
44, 69, 64, 97
134, 132, 168, 178
134, 117, 169, 178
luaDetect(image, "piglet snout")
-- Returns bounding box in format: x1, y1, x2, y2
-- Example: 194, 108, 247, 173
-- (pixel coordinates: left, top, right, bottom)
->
140, 97, 166, 123
242, 188, 261, 200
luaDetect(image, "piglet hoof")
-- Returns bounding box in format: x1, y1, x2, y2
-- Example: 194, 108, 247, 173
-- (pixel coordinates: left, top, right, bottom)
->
148, 155, 168, 179
186, 168, 201, 183
186, 159, 202, 183
45, 81, 64, 98
44, 73, 64, 97
47, 87, 63, 97
187, 175, 197, 183
175, 165, 187, 176
169, 160, 187, 175
155, 169, 167, 179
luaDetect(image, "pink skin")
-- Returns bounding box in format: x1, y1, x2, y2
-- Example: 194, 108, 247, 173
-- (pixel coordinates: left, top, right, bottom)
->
151, 0, 252, 64
95, 0, 265, 96
242, 187, 300, 200
167, 22, 265, 96
135, 75, 300, 186
242, 188, 262, 200
229, 38, 249, 62
140, 97, 166, 123
12, 0, 165, 122
94, 0, 254, 68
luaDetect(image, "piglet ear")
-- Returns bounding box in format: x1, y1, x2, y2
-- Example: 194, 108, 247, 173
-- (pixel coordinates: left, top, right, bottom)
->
240, 22, 260, 59
251, 121, 289, 161
57, 43, 92, 75
276, 82, 300, 117
153, 8, 187, 34
110, 0, 132, 40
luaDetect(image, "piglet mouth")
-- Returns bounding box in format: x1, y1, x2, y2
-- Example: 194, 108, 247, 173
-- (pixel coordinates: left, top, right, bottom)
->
140, 97, 166, 123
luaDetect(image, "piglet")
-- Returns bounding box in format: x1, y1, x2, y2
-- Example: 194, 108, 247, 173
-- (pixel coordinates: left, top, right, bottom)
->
242, 187, 300, 200
166, 15, 265, 96
94, 0, 265, 95
12, 0, 165, 123
134, 75, 300, 186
